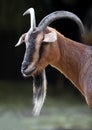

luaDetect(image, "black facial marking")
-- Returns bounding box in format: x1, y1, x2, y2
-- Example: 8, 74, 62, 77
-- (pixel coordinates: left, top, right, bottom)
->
24, 39, 35, 64
21, 37, 36, 74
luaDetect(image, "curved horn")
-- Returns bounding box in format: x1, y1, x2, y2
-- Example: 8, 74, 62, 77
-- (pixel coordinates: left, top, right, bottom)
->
38, 11, 85, 34
23, 8, 36, 31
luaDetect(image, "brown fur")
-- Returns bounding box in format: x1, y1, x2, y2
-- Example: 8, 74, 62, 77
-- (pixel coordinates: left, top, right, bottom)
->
35, 27, 92, 108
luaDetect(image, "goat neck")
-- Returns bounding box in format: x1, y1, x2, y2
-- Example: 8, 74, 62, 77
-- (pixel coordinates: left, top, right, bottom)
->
50, 30, 87, 95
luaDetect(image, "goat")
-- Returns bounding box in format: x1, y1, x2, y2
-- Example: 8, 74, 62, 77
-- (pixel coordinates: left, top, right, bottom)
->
16, 8, 92, 116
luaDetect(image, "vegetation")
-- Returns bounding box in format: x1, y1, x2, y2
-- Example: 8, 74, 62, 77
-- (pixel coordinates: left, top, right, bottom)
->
0, 81, 92, 130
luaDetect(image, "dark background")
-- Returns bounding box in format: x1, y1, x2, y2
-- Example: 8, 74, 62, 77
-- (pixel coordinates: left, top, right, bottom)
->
0, 0, 92, 94
0, 1, 92, 129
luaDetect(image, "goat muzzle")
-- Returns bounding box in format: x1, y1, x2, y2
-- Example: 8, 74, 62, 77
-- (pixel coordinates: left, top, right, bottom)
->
21, 62, 36, 77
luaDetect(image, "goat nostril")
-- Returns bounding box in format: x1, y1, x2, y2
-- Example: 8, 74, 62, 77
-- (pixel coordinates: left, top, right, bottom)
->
21, 65, 28, 72
22, 65, 27, 70
21, 62, 29, 71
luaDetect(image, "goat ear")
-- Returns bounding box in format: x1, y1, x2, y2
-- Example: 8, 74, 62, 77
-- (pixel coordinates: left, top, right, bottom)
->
43, 31, 57, 43
15, 33, 26, 47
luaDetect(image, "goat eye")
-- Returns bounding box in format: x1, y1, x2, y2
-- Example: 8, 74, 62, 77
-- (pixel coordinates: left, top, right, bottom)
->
22, 36, 25, 41
31, 32, 36, 38
32, 29, 39, 35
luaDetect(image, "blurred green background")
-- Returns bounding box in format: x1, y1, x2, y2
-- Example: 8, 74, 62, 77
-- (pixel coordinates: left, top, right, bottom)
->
0, 0, 92, 130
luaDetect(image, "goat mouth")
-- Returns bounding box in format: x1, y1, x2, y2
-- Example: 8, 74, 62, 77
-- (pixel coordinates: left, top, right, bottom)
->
21, 67, 36, 77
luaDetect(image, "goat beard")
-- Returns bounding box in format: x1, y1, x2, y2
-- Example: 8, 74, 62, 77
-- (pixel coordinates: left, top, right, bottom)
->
32, 69, 47, 116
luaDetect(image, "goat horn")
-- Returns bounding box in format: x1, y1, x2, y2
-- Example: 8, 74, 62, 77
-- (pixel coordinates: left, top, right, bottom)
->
38, 11, 85, 34
23, 8, 36, 31
15, 8, 36, 47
